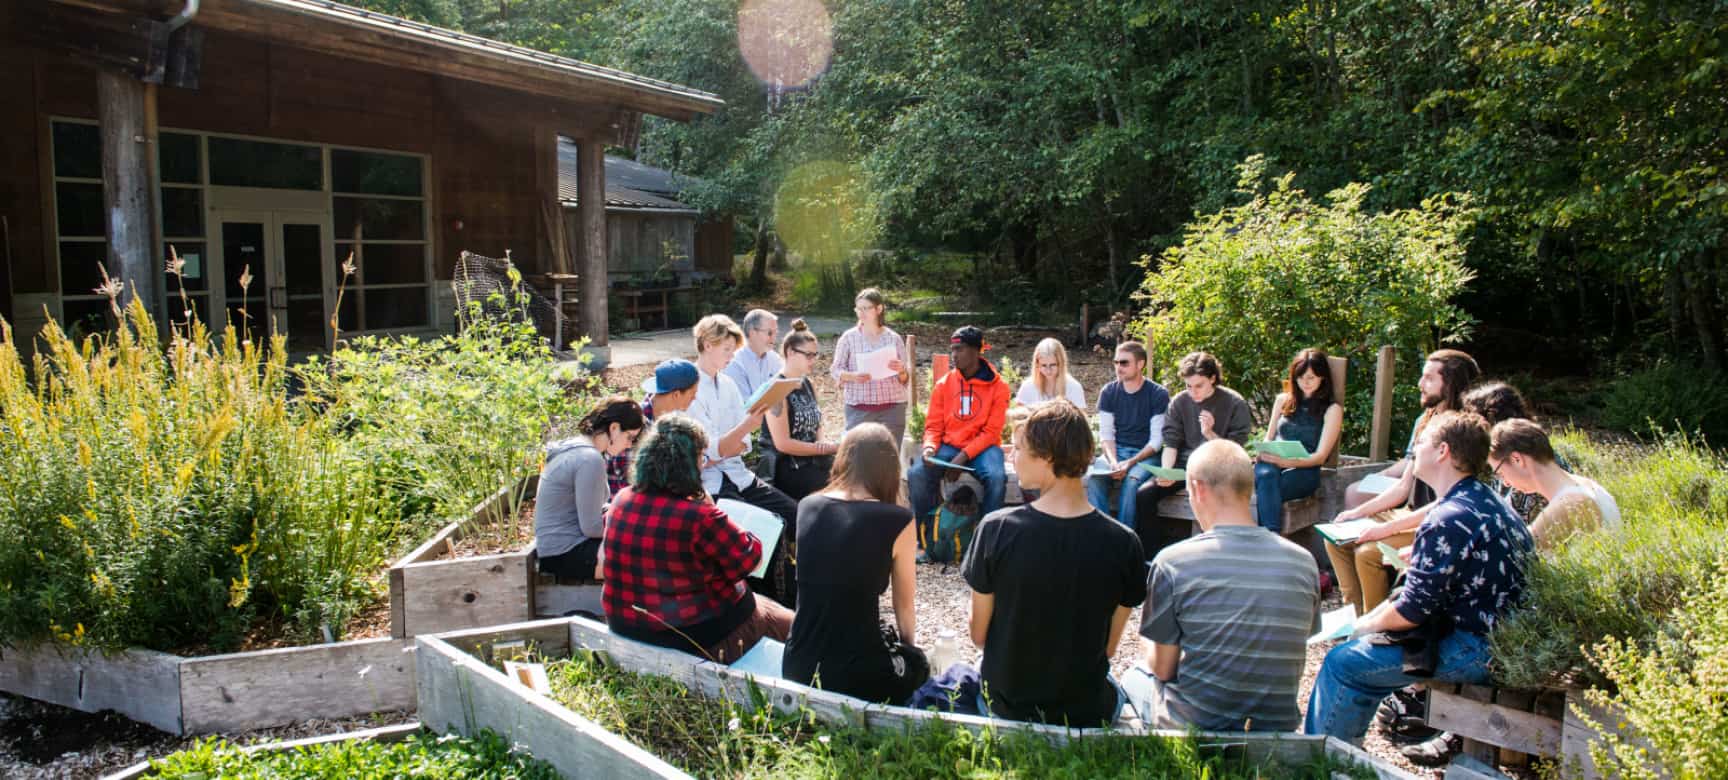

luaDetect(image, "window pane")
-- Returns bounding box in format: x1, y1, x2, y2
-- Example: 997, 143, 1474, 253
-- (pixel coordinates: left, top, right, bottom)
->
281, 223, 323, 295
337, 292, 359, 333
208, 137, 322, 190
222, 222, 267, 298
334, 242, 359, 287
166, 294, 210, 327
331, 149, 422, 196
357, 243, 427, 285
333, 197, 424, 241
56, 182, 105, 237
161, 187, 202, 238
363, 287, 428, 329
53, 122, 100, 179
164, 242, 208, 292
59, 242, 109, 296
62, 298, 114, 339
159, 133, 200, 184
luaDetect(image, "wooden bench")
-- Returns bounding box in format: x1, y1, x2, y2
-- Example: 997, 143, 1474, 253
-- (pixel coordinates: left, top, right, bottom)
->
614, 285, 694, 331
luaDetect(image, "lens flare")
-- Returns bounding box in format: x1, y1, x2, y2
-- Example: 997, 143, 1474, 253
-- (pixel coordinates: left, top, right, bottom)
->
737, 0, 834, 90
775, 161, 877, 265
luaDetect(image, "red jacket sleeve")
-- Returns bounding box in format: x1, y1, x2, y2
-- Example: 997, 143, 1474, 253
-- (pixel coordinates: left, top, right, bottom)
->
962, 379, 1010, 459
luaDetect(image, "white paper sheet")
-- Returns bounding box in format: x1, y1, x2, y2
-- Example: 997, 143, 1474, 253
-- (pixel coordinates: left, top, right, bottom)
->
1308, 604, 1358, 645
717, 498, 784, 579
857, 345, 900, 380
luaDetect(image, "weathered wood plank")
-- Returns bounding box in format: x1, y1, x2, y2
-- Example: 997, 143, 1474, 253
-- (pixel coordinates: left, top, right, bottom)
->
105, 722, 424, 779
0, 644, 182, 734
399, 547, 536, 637
422, 617, 574, 661
416, 635, 689, 779
389, 477, 538, 638
1369, 345, 1397, 461
1326, 737, 1423, 780
533, 583, 603, 618
178, 637, 415, 734
1491, 688, 1534, 768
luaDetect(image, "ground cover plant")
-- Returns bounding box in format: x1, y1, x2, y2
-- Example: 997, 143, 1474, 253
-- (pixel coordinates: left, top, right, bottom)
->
146, 728, 557, 779
0, 284, 587, 652
1488, 430, 1728, 692
541, 653, 1373, 779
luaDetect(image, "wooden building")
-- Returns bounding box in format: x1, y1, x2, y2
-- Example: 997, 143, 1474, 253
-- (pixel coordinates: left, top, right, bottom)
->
557, 147, 736, 286
0, 0, 721, 359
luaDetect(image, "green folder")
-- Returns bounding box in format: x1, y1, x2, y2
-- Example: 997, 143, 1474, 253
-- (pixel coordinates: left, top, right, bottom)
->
1249, 439, 1311, 459
1131, 463, 1186, 482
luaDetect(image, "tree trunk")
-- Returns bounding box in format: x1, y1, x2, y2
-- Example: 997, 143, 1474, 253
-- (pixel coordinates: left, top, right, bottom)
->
770, 232, 788, 271
749, 220, 770, 290
1104, 218, 1120, 300
1683, 253, 1727, 373
1665, 267, 1689, 357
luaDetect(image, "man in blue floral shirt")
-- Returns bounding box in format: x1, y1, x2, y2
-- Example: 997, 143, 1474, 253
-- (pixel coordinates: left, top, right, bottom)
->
1304, 411, 1534, 742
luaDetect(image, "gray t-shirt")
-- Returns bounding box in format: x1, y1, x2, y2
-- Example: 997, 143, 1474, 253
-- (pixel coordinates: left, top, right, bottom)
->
534, 437, 608, 557
1141, 524, 1319, 731
1161, 387, 1254, 465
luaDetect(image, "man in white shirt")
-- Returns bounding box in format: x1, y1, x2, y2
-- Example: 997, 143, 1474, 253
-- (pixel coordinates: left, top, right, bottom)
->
725, 309, 784, 479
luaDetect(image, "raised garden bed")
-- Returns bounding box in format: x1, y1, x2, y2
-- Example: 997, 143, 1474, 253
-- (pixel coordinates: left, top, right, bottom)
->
1423, 683, 1630, 780
105, 722, 424, 779
387, 476, 541, 639
415, 616, 1419, 779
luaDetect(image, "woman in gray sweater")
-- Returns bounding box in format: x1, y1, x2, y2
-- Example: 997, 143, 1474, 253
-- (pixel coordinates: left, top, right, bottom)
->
536, 397, 645, 581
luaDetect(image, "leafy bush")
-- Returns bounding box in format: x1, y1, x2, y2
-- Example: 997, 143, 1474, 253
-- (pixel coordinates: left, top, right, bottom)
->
0, 284, 590, 651
1131, 156, 1475, 455
148, 728, 558, 779
1488, 430, 1728, 690
1596, 360, 1728, 446
1578, 559, 1728, 780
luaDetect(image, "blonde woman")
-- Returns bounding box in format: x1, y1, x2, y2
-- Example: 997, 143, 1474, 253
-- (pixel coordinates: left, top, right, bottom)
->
1015, 338, 1087, 409
831, 288, 912, 444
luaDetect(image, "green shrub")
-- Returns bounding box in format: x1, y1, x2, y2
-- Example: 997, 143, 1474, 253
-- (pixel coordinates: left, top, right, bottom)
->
1578, 558, 1728, 780
1488, 430, 1728, 690
1596, 360, 1728, 446
148, 728, 558, 779
1130, 155, 1475, 455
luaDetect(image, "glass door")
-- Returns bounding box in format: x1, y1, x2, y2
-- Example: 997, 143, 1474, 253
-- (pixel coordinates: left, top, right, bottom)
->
277, 220, 329, 352
217, 212, 273, 340
213, 211, 332, 351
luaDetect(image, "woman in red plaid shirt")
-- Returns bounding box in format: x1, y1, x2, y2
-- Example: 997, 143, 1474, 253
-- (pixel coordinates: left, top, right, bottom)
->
603, 413, 793, 662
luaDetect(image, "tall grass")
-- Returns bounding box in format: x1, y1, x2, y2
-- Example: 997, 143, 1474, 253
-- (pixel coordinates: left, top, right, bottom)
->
0, 283, 589, 651
1488, 430, 1728, 690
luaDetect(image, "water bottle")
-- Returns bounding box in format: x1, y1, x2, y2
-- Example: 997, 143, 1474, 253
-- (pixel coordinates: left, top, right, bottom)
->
930, 629, 961, 674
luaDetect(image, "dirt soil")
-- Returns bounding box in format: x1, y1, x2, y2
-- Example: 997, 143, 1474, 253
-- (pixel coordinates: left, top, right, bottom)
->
444, 499, 538, 558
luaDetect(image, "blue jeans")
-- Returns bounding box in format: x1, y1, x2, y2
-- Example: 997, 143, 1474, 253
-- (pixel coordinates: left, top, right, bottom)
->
1303, 629, 1492, 742
909, 444, 1006, 525
1086, 444, 1150, 530
1252, 462, 1321, 533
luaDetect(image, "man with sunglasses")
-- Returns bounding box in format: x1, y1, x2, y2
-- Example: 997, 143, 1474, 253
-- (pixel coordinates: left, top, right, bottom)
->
910, 326, 1011, 551
1085, 341, 1171, 529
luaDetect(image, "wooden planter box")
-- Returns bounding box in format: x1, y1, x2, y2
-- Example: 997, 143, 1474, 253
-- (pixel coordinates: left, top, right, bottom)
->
1425, 683, 1636, 779
416, 617, 1418, 780
0, 635, 415, 735
106, 722, 423, 779
388, 475, 540, 638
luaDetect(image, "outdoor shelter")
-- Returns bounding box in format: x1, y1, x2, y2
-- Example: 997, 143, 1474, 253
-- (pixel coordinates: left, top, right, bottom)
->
0, 0, 722, 360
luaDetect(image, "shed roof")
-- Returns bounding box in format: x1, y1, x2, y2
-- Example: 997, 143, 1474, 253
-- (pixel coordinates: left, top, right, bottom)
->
558, 138, 705, 215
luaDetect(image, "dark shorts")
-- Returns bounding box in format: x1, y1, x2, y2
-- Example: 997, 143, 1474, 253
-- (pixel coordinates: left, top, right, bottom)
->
537, 537, 601, 581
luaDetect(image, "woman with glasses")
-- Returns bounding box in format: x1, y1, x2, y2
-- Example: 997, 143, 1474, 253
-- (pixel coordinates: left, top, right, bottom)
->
767, 319, 840, 501
535, 396, 645, 581
831, 288, 912, 444
1015, 337, 1088, 409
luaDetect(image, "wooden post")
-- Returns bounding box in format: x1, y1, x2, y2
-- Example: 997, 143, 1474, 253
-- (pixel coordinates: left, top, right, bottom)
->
1368, 345, 1396, 461
1079, 303, 1089, 348
575, 138, 608, 348
97, 69, 160, 319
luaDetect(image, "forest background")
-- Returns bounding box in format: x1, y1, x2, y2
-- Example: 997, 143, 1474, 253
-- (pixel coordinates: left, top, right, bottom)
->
358, 0, 1728, 435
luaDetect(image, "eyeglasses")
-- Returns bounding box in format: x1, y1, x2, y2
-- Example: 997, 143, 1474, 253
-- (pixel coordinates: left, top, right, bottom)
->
791, 348, 818, 359
1490, 458, 1506, 477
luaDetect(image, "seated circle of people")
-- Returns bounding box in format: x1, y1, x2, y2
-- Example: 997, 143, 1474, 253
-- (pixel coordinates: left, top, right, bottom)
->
1134, 351, 1254, 558
726, 308, 785, 480
832, 288, 912, 444
963, 400, 1148, 727
605, 359, 700, 497
535, 396, 646, 582
686, 314, 802, 607
1016, 337, 1089, 409
1122, 439, 1320, 732
1490, 418, 1621, 550
909, 326, 1010, 552
1251, 349, 1345, 534
764, 320, 840, 502
1084, 340, 1171, 529
601, 414, 793, 664
1326, 348, 1480, 614
782, 423, 929, 704
1304, 410, 1535, 742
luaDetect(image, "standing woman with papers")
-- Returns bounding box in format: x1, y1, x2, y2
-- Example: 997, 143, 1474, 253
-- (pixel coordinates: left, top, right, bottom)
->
766, 320, 840, 501
832, 288, 912, 444
1252, 349, 1344, 534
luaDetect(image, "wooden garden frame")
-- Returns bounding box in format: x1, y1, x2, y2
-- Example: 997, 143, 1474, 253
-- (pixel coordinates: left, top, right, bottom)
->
104, 722, 423, 779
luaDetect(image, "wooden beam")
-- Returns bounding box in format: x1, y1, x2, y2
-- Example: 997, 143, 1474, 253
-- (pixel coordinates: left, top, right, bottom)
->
1368, 345, 1396, 461
178, 637, 416, 734
98, 68, 160, 319
576, 138, 608, 347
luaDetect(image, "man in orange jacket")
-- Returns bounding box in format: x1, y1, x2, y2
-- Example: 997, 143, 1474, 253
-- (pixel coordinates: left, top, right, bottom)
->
910, 326, 1011, 545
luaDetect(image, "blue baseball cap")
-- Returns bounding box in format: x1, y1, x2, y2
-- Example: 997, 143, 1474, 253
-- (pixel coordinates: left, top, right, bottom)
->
641, 359, 699, 395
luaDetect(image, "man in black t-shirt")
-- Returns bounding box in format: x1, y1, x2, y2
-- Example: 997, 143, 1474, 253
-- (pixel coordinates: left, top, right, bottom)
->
963, 401, 1148, 727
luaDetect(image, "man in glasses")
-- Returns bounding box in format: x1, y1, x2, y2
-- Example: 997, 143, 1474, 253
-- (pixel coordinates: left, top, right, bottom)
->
726, 309, 785, 480
1085, 341, 1171, 529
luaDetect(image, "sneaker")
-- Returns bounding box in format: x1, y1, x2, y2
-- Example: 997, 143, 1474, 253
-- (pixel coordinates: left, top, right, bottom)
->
1401, 732, 1462, 766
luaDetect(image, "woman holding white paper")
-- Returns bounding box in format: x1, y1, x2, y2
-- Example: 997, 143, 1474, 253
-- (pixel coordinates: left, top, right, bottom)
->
767, 320, 839, 501
1252, 349, 1343, 533
831, 288, 912, 444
